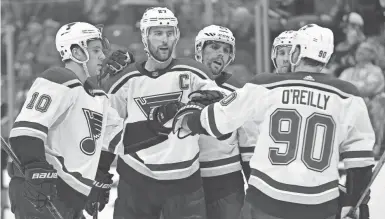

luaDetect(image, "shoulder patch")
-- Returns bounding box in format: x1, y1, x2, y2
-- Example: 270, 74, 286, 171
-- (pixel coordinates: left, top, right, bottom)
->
171, 58, 212, 80
103, 63, 142, 94
39, 67, 81, 88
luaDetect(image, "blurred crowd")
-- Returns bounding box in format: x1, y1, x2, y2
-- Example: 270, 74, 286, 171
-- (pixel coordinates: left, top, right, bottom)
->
1, 0, 385, 154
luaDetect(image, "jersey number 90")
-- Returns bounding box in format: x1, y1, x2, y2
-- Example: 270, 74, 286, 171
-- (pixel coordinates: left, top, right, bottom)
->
269, 109, 336, 172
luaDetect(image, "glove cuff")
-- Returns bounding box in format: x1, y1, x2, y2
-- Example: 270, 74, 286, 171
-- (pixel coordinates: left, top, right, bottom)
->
186, 110, 208, 135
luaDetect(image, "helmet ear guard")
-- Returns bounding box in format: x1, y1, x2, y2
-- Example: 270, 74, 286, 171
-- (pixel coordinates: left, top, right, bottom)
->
289, 24, 334, 67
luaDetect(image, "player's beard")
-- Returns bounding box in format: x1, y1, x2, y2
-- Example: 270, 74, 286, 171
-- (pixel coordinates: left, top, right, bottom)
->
206, 58, 225, 76
149, 43, 173, 62
277, 65, 290, 73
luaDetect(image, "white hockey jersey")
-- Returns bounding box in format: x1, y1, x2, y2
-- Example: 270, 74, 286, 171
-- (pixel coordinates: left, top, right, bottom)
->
9, 67, 123, 197
199, 72, 375, 217
103, 58, 223, 186
199, 74, 257, 178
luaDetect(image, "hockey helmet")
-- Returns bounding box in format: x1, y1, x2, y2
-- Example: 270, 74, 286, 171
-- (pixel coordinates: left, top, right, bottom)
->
195, 25, 236, 67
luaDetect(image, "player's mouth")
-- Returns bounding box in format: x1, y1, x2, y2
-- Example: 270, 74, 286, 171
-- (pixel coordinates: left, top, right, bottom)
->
159, 47, 169, 53
212, 60, 223, 69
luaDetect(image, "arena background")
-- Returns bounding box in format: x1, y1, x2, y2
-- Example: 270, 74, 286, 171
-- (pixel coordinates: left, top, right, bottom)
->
1, 0, 385, 218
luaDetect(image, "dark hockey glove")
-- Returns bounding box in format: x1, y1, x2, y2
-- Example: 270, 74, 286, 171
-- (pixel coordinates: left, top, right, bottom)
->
188, 90, 225, 107
22, 161, 58, 211
85, 171, 113, 216
103, 49, 135, 76
172, 103, 208, 139
148, 101, 185, 135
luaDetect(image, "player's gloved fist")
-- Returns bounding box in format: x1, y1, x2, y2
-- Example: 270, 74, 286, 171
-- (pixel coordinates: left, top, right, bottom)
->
148, 101, 185, 135
188, 90, 225, 106
172, 103, 207, 139
102, 49, 135, 76
23, 162, 58, 210
85, 171, 113, 216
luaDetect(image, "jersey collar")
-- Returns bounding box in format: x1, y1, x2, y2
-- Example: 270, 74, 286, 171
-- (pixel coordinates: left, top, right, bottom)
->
136, 59, 176, 79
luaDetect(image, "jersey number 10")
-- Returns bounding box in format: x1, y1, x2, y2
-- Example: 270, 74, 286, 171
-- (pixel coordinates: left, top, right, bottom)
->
269, 109, 336, 172
26, 92, 52, 113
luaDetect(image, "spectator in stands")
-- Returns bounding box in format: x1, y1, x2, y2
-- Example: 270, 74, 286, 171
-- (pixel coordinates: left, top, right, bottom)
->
339, 40, 385, 155
228, 7, 254, 48
328, 12, 366, 77
339, 41, 384, 98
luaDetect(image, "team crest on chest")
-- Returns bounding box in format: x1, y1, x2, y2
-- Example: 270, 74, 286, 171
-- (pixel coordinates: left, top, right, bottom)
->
80, 108, 103, 155
134, 91, 183, 117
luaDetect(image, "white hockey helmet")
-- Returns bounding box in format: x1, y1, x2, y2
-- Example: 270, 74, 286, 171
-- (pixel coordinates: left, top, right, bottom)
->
289, 24, 334, 66
271, 30, 296, 69
195, 25, 236, 67
140, 7, 179, 62
56, 22, 104, 63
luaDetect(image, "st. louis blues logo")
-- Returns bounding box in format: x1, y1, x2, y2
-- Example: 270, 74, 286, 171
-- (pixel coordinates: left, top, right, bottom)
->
80, 108, 103, 155
134, 91, 183, 117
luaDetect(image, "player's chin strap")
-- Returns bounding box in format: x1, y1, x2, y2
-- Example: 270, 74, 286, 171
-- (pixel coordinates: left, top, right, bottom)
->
69, 46, 92, 78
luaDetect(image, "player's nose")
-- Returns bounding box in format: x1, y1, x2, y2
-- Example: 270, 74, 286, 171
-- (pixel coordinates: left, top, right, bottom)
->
99, 52, 106, 61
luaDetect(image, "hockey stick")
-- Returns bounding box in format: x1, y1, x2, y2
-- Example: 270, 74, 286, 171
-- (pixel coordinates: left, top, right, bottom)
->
93, 202, 99, 219
346, 151, 385, 218
1, 137, 64, 219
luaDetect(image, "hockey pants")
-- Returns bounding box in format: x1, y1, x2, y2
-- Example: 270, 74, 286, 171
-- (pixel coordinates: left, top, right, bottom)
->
206, 188, 244, 219
113, 178, 207, 219
238, 200, 336, 219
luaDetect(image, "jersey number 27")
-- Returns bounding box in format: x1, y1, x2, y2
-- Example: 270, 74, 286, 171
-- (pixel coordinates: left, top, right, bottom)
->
269, 108, 336, 172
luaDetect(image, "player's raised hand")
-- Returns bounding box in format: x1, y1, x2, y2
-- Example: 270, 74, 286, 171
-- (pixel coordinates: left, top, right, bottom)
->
148, 101, 185, 135
188, 90, 225, 107
102, 49, 135, 76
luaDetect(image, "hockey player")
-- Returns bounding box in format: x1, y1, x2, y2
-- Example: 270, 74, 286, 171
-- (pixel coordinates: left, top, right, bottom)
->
272, 30, 371, 219
102, 7, 225, 219
173, 24, 375, 219
7, 22, 123, 218
194, 25, 256, 219
271, 30, 296, 74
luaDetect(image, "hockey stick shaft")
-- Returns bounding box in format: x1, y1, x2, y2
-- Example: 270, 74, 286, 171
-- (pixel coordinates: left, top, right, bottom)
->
347, 151, 385, 217
1, 137, 64, 219
93, 202, 99, 219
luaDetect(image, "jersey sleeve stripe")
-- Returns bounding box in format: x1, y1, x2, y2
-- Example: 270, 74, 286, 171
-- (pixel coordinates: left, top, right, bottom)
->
206, 104, 225, 137
171, 65, 210, 79
145, 152, 199, 171
251, 168, 339, 194
12, 121, 48, 135
200, 154, 240, 168
239, 146, 255, 154
340, 151, 373, 159
108, 130, 122, 153
108, 71, 141, 94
